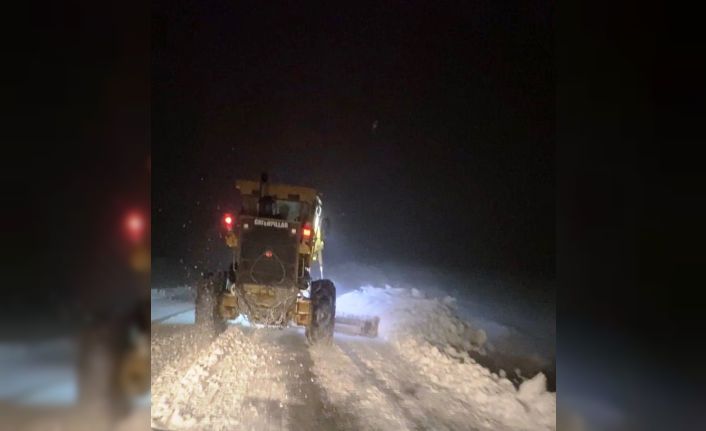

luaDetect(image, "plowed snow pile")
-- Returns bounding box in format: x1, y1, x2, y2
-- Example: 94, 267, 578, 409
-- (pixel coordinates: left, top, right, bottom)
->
338, 285, 488, 351
326, 285, 556, 430
152, 328, 294, 430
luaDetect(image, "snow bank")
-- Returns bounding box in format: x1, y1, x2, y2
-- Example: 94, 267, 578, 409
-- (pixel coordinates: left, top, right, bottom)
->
0, 338, 76, 405
151, 328, 273, 430
151, 285, 195, 302
336, 285, 556, 430
151, 286, 199, 323
337, 285, 487, 352
396, 337, 555, 430
151, 327, 304, 431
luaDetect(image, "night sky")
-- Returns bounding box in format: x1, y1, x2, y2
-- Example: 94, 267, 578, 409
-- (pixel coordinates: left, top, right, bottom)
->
152, 1, 554, 282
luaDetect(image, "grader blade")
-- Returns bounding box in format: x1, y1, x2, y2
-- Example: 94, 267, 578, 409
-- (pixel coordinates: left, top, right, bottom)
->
334, 313, 381, 338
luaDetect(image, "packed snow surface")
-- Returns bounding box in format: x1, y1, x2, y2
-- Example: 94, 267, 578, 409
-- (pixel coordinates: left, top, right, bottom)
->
151, 285, 555, 430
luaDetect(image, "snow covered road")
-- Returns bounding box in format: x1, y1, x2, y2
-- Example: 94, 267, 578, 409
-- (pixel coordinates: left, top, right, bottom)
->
151, 286, 556, 431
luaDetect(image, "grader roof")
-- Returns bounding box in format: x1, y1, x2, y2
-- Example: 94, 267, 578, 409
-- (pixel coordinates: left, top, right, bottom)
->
235, 179, 319, 204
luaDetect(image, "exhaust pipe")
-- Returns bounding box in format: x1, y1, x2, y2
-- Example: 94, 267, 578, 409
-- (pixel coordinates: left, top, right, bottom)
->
259, 172, 268, 198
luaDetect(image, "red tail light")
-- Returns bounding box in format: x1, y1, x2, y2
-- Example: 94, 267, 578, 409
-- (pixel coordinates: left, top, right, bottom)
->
125, 211, 146, 243
302, 223, 312, 240
223, 213, 234, 230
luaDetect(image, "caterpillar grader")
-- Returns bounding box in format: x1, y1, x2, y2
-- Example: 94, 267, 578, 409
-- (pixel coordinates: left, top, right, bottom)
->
76, 209, 150, 427
195, 174, 379, 343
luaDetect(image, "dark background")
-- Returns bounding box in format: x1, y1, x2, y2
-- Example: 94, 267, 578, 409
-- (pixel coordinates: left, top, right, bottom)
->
151, 1, 554, 287
2, 1, 150, 329
557, 1, 706, 428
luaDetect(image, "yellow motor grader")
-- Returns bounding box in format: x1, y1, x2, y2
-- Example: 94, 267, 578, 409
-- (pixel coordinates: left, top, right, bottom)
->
76, 209, 150, 425
196, 174, 379, 343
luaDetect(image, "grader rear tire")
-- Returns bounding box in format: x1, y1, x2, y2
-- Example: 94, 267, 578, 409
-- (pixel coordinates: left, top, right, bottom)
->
306, 279, 336, 345
195, 271, 228, 336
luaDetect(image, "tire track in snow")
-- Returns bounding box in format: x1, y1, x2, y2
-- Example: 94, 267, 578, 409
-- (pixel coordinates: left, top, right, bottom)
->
337, 341, 429, 430
272, 330, 357, 431
309, 341, 414, 431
